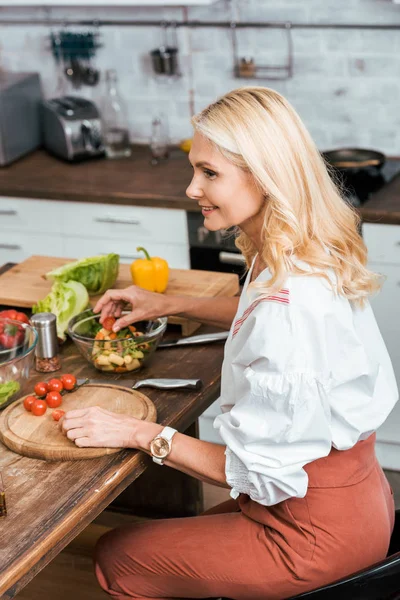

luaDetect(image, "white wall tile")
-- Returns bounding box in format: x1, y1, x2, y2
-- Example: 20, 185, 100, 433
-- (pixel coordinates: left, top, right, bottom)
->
0, 0, 399, 152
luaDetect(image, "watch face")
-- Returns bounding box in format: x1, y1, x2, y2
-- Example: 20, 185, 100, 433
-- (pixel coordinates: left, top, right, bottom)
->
151, 437, 170, 459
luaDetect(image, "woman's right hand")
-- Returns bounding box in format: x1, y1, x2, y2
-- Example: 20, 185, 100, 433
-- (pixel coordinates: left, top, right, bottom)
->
93, 285, 171, 332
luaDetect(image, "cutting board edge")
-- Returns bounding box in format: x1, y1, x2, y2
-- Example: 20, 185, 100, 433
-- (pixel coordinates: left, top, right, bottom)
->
0, 385, 157, 461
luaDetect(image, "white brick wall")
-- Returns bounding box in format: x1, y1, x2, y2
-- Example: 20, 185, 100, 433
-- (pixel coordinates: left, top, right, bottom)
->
0, 0, 399, 153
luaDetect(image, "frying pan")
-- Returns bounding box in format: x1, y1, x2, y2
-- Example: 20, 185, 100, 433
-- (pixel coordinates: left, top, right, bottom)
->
322, 148, 386, 172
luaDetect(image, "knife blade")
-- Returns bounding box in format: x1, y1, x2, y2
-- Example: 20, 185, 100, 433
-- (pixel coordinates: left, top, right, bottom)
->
158, 330, 229, 348
76, 377, 203, 391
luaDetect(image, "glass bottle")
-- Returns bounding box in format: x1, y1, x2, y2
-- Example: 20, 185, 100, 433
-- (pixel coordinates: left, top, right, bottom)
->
101, 69, 131, 159
150, 114, 169, 165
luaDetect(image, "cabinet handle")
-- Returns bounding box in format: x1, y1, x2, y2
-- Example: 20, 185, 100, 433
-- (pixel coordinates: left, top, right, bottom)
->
219, 251, 246, 266
0, 210, 17, 216
0, 243, 21, 250
94, 217, 141, 226
99, 253, 141, 260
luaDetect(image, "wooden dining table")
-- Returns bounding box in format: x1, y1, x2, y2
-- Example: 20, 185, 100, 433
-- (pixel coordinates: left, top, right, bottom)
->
0, 263, 229, 599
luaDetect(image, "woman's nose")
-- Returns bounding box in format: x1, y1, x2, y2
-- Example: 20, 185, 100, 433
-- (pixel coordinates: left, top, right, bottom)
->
186, 176, 204, 200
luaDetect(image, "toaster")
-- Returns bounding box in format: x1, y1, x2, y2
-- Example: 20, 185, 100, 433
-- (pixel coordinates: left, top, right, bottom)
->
41, 96, 105, 162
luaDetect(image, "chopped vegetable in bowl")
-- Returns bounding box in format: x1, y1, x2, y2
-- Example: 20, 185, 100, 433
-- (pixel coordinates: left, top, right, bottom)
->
68, 309, 167, 373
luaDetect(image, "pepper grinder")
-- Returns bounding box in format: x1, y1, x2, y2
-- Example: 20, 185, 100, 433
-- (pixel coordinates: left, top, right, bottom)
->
31, 312, 61, 373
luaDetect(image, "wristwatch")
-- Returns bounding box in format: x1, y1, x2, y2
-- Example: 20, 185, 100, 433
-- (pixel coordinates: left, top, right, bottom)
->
150, 426, 178, 465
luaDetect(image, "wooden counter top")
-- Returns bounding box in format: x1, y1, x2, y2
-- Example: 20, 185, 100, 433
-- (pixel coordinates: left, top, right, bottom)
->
0, 146, 198, 212
1, 147, 400, 224
360, 171, 400, 226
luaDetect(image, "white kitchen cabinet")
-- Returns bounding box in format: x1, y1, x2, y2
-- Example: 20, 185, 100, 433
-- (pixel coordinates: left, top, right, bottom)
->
0, 231, 64, 265
64, 237, 190, 269
0, 196, 190, 269
362, 223, 400, 469
61, 202, 188, 246
0, 198, 61, 235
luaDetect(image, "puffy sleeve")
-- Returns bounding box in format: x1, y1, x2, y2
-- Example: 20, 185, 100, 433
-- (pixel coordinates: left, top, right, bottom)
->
214, 287, 333, 506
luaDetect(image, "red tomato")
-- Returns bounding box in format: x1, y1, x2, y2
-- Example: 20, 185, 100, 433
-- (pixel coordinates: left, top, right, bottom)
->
60, 374, 76, 391
46, 391, 62, 408
23, 395, 36, 412
31, 399, 47, 416
48, 378, 64, 393
103, 316, 116, 331
34, 381, 49, 397
52, 409, 65, 422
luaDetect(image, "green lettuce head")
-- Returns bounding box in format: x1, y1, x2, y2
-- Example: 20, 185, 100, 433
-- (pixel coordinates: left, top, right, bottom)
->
45, 254, 120, 296
32, 280, 89, 341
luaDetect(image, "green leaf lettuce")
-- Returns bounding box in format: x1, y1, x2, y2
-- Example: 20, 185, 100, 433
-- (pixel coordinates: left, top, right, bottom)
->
32, 280, 89, 341
45, 254, 120, 296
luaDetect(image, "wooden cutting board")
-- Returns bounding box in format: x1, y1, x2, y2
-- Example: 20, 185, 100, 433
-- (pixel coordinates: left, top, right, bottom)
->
0, 383, 157, 461
0, 255, 240, 335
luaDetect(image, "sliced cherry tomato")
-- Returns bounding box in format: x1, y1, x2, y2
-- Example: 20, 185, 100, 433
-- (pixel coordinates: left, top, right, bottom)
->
31, 399, 47, 416
52, 409, 65, 422
23, 395, 36, 412
60, 374, 76, 391
48, 378, 64, 393
46, 391, 62, 408
103, 316, 116, 331
34, 381, 49, 397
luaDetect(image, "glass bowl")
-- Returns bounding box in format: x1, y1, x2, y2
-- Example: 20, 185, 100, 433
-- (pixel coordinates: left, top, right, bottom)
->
0, 318, 38, 410
68, 309, 167, 373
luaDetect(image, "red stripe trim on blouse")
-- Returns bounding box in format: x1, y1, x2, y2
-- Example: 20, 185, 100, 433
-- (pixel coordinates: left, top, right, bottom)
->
232, 289, 290, 338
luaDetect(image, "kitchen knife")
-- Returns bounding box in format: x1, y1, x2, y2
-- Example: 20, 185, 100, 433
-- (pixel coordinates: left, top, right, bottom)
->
132, 378, 202, 390
76, 377, 202, 391
158, 331, 229, 348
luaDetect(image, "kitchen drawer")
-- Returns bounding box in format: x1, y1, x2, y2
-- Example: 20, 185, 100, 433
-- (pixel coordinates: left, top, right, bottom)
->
64, 237, 190, 269
0, 197, 61, 234
363, 223, 400, 265
61, 202, 189, 245
0, 231, 64, 265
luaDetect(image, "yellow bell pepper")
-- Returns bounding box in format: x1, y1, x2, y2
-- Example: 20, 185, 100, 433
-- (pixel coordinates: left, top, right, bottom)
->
130, 247, 169, 293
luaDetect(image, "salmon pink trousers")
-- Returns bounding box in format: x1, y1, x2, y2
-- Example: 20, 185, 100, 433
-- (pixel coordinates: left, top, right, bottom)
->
94, 433, 395, 600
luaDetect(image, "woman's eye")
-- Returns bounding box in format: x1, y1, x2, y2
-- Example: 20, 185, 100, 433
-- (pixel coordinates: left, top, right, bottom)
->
203, 169, 217, 179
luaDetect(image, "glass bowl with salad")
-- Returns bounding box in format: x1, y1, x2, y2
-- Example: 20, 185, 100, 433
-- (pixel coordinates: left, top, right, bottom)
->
68, 309, 167, 373
0, 316, 38, 410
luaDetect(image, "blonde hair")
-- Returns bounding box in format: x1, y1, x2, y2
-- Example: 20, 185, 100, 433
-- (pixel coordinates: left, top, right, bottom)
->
191, 86, 382, 307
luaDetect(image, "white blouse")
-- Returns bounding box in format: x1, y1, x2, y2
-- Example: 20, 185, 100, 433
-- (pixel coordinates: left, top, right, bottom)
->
213, 257, 398, 507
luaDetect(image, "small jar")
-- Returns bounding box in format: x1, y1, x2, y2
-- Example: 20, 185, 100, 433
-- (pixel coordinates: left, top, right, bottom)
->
31, 312, 61, 373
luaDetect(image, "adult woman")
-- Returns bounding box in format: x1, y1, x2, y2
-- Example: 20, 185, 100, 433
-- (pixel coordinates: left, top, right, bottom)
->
62, 87, 398, 600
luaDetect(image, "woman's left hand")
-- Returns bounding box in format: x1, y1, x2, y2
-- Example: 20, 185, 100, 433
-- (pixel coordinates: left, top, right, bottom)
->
61, 406, 141, 448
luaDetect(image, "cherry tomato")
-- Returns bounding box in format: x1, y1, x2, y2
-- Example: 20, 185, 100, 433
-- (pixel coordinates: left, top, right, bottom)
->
31, 399, 47, 416
52, 409, 65, 422
60, 374, 76, 391
46, 391, 62, 408
48, 378, 64, 393
103, 316, 116, 331
34, 381, 49, 397
23, 395, 36, 412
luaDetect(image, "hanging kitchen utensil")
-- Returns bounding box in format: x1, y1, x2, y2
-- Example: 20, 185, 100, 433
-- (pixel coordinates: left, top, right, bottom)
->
150, 21, 181, 78
230, 21, 293, 81
49, 26, 102, 89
